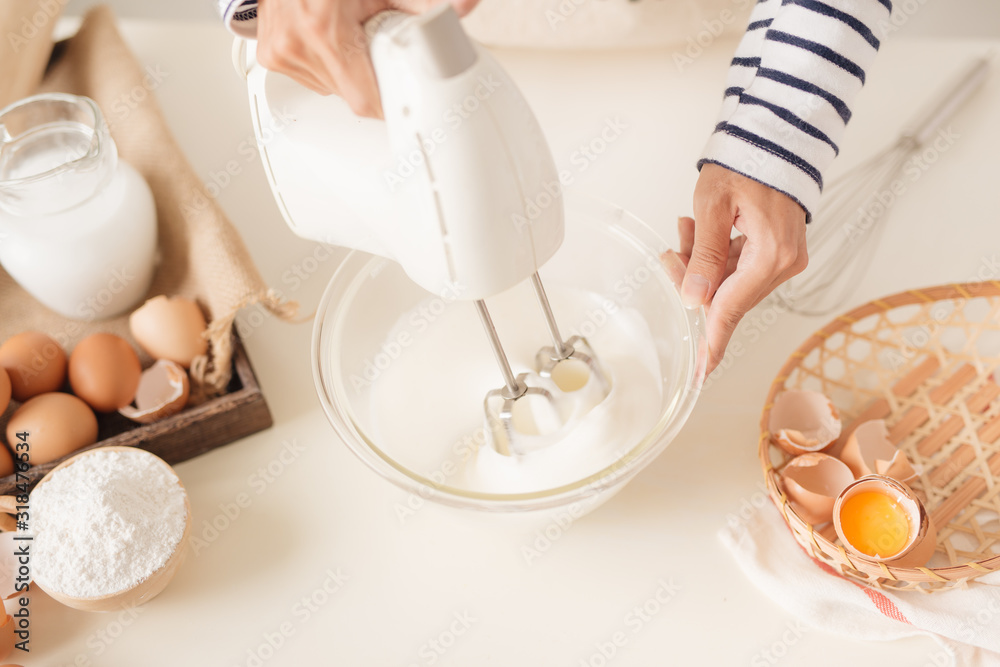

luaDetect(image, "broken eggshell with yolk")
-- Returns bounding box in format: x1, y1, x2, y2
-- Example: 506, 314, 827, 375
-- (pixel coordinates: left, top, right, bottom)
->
840, 419, 917, 483
780, 452, 855, 525
769, 390, 842, 456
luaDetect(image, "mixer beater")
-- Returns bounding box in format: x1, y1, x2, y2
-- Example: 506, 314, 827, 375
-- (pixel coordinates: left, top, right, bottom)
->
478, 272, 610, 456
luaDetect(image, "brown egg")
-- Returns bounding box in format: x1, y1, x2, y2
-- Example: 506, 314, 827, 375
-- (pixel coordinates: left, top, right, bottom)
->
0, 332, 67, 402
6, 393, 98, 466
69, 334, 142, 413
0, 447, 12, 479
0, 369, 10, 415
0, 613, 13, 663
129, 296, 208, 368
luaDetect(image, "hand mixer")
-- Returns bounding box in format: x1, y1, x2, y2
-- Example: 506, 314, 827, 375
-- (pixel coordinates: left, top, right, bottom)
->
236, 6, 609, 454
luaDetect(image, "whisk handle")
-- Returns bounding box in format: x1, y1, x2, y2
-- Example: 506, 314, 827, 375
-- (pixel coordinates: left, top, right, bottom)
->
900, 56, 990, 147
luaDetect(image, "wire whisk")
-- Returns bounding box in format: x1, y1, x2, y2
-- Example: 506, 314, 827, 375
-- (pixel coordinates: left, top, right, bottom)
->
775, 56, 991, 317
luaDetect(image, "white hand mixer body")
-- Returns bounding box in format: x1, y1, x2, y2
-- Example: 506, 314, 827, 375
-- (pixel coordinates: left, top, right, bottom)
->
244, 7, 560, 300
241, 6, 609, 452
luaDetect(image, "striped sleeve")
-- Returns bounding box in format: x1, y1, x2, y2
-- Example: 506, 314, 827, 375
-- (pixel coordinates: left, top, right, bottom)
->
698, 0, 892, 220
216, 0, 258, 38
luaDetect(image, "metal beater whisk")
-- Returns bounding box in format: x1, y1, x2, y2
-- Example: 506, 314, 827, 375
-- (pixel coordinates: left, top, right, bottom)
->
774, 56, 990, 316
476, 271, 610, 456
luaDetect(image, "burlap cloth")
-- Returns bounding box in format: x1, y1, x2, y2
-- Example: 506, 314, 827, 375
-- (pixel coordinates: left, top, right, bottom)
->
0, 3, 298, 400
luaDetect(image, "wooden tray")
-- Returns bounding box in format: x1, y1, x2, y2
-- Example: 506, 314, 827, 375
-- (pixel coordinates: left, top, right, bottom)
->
0, 335, 271, 495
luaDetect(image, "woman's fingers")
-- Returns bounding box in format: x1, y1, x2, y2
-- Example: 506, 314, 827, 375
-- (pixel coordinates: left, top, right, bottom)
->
257, 0, 482, 117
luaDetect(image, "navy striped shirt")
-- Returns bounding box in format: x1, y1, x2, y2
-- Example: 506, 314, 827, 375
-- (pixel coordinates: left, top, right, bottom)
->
699, 0, 893, 219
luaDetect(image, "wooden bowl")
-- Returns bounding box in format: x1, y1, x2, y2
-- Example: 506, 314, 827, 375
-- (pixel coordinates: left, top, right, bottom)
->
24, 446, 191, 612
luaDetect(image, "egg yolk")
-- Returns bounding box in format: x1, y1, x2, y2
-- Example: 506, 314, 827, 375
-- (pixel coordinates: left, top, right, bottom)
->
839, 491, 911, 558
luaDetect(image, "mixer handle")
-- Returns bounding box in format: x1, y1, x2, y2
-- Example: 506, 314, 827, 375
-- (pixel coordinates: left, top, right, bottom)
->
231, 8, 477, 85
900, 56, 990, 147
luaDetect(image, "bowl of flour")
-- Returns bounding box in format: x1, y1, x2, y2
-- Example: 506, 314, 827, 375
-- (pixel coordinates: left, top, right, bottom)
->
30, 446, 191, 611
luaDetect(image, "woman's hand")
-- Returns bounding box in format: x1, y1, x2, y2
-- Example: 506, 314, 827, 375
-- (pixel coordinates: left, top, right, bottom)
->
257, 0, 480, 118
677, 163, 808, 373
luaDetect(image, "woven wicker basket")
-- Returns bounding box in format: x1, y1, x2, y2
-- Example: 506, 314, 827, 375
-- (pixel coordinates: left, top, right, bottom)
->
760, 282, 1000, 592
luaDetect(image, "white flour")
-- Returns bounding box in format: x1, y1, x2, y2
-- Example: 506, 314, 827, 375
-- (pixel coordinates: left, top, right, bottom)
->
31, 449, 188, 598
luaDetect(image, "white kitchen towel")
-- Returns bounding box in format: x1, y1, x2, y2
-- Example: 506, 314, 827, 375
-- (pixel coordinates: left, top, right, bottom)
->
720, 504, 1000, 667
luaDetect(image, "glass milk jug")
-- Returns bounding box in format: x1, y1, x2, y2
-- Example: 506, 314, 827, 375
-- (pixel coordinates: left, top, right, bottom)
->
0, 93, 157, 320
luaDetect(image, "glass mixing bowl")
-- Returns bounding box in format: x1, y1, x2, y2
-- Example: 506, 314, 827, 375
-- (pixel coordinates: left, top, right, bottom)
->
313, 194, 707, 512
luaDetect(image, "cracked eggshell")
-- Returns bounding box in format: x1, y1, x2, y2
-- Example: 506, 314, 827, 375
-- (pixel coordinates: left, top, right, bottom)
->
119, 360, 190, 424
840, 420, 917, 483
780, 452, 855, 525
769, 390, 842, 456
833, 475, 937, 568
129, 296, 208, 368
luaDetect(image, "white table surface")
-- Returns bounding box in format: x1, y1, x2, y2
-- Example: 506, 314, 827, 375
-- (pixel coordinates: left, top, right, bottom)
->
32, 18, 1000, 667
